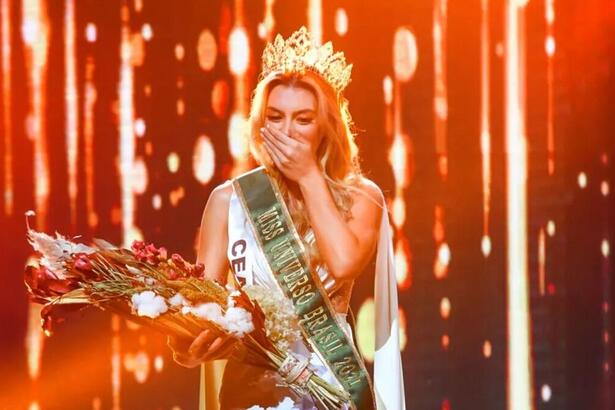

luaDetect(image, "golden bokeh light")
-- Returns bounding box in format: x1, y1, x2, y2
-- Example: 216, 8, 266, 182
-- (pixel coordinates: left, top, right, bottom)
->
193, 135, 216, 185
228, 27, 249, 76
197, 29, 217, 71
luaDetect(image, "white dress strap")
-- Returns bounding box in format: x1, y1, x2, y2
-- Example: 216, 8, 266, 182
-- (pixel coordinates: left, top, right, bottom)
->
227, 190, 254, 286
373, 208, 406, 409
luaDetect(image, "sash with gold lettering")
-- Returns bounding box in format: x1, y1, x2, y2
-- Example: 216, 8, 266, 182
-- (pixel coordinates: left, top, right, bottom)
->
232, 167, 375, 410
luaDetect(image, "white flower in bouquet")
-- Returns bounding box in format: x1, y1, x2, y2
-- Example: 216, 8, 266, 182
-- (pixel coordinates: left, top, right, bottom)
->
244, 286, 301, 350
131, 291, 168, 318
222, 306, 254, 337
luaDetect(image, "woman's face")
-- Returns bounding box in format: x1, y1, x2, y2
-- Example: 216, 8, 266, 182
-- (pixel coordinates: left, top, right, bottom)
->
264, 84, 321, 154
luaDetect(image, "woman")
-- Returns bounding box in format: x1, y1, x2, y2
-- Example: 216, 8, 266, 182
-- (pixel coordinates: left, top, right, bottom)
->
170, 27, 404, 410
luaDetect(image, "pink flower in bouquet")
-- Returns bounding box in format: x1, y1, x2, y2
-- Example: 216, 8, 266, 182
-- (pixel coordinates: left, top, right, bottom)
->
145, 243, 158, 255
131, 240, 145, 251
171, 253, 185, 266
73, 253, 92, 271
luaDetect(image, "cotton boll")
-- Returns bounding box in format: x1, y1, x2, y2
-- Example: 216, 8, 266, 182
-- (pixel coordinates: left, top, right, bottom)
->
169, 293, 189, 307
131, 290, 154, 306
137, 298, 168, 318
131, 291, 168, 318
222, 307, 254, 337
190, 303, 224, 322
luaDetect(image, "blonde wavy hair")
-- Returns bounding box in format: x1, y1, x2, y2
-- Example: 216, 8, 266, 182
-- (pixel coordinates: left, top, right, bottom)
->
247, 71, 363, 265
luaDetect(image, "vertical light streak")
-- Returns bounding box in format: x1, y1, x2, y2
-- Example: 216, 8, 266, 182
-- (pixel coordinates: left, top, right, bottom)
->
1, 0, 13, 216
228, 0, 251, 177
601, 159, 612, 407
119, 2, 136, 245
259, 0, 276, 41
433, 0, 450, 281
22, 0, 50, 385
113, 4, 136, 408
25, 303, 44, 380
545, 0, 555, 175
480, 0, 492, 256
22, 0, 50, 229
505, 1, 533, 409
433, 0, 448, 180
84, 57, 97, 229
602, 234, 611, 383
307, 0, 322, 45
538, 228, 546, 296
390, 27, 418, 290
111, 315, 121, 410
65, 0, 79, 228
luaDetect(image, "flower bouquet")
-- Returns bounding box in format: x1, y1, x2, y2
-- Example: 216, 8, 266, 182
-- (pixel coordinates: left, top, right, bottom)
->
22, 212, 350, 409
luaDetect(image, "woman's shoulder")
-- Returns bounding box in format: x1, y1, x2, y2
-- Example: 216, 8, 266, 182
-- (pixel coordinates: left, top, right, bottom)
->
206, 180, 233, 210
352, 176, 385, 208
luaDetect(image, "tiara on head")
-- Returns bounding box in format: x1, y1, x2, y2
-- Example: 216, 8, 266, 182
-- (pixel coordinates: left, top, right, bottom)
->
260, 26, 353, 94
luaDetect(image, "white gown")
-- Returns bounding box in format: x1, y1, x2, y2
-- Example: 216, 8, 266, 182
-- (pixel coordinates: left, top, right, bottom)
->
223, 186, 405, 410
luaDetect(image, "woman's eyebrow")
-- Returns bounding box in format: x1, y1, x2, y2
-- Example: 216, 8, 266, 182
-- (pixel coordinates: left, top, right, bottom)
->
265, 106, 282, 114
265, 107, 315, 115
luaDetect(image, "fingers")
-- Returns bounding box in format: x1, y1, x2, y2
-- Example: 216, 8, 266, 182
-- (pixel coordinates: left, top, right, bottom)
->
261, 129, 289, 168
189, 329, 216, 357
202, 335, 235, 361
261, 127, 289, 155
169, 331, 235, 367
264, 124, 296, 144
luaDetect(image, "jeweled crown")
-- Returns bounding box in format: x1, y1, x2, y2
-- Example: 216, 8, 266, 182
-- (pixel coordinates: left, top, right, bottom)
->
260, 27, 353, 94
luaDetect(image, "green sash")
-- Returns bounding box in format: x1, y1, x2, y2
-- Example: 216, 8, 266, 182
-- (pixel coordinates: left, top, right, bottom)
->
233, 167, 375, 410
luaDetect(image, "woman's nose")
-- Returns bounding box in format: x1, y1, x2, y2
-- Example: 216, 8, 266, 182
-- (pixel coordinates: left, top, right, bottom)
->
279, 119, 293, 136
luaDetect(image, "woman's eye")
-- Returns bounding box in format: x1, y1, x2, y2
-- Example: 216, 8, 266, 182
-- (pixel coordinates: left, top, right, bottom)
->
297, 117, 314, 124
266, 115, 282, 122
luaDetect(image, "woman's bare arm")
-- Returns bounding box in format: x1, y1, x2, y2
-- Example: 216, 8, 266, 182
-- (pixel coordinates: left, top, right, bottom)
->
169, 181, 236, 367
261, 124, 384, 281
298, 172, 383, 280
196, 181, 233, 284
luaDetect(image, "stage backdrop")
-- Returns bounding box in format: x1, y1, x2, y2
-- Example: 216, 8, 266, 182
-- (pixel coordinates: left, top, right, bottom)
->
1, 1, 614, 409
